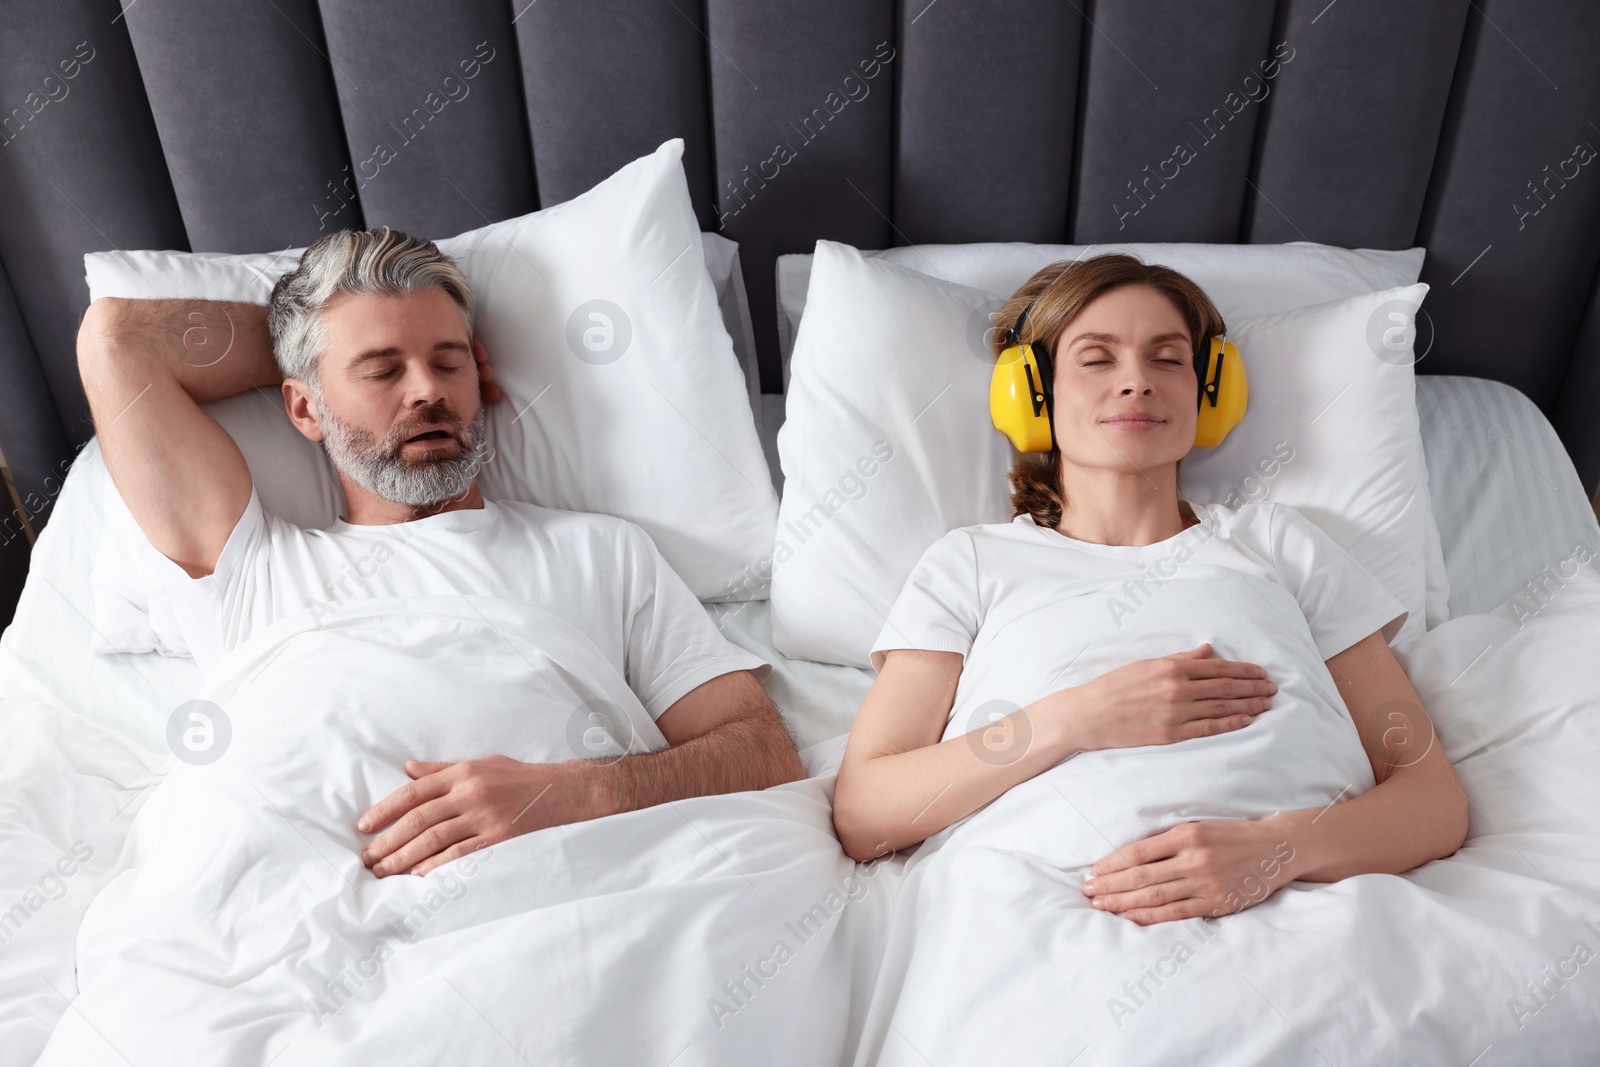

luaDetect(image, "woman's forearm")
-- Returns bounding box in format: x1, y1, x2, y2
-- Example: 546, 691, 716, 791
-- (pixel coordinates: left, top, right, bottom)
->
1271, 746, 1470, 883
833, 694, 1083, 862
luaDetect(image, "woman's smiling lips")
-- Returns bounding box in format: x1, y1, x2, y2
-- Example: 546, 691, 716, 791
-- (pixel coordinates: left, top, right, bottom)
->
1102, 412, 1166, 430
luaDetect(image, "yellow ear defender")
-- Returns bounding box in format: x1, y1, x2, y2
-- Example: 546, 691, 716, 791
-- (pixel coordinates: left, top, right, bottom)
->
988, 296, 1248, 452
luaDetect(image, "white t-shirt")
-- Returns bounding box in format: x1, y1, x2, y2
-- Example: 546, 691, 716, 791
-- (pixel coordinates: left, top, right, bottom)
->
157, 489, 767, 720
872, 498, 1408, 745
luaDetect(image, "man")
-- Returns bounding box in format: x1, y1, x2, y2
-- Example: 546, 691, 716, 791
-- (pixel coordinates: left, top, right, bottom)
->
77, 226, 805, 878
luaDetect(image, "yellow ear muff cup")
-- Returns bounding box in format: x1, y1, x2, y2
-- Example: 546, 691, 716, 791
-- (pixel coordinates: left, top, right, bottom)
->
1194, 339, 1248, 448
990, 343, 1055, 454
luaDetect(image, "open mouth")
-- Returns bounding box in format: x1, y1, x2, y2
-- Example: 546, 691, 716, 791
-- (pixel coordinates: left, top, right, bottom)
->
404, 429, 454, 445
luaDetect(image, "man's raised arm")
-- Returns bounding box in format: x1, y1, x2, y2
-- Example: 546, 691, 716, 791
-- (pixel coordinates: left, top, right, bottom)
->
77, 299, 280, 577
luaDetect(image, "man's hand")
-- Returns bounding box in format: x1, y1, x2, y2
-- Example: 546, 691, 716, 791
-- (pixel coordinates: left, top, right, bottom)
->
359, 756, 599, 878
1081, 817, 1298, 925
473, 338, 503, 404
357, 671, 804, 878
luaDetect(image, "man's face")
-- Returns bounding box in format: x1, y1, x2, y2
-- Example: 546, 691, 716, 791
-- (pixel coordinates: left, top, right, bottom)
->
299, 288, 488, 508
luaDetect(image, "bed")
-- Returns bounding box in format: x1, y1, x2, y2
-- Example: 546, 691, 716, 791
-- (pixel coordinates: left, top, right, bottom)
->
2, 363, 1597, 1064
2, 2, 1600, 1065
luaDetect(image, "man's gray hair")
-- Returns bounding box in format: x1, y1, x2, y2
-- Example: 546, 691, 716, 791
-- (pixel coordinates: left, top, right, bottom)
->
267, 226, 473, 388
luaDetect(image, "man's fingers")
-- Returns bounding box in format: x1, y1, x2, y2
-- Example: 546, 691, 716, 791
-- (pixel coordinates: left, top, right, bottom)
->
1168, 643, 1213, 659
471, 338, 504, 403
410, 836, 490, 878
358, 771, 453, 834
405, 760, 453, 779
362, 795, 457, 866
371, 817, 474, 878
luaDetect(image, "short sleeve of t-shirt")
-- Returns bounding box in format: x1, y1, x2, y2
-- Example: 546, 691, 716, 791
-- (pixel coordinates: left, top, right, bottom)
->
1267, 502, 1409, 659
869, 530, 981, 672
617, 521, 770, 719
148, 485, 278, 669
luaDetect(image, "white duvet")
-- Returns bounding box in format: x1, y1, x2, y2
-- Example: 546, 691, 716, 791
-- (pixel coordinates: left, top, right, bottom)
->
853, 567, 1600, 1066
5, 571, 1600, 1065
17, 596, 888, 1067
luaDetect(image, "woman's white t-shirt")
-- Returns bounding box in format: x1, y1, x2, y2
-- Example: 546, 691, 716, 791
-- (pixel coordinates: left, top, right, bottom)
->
871, 497, 1411, 869
872, 499, 1407, 747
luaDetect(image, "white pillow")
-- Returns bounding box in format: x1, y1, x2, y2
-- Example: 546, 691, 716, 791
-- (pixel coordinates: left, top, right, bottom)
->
771, 240, 1433, 667
1177, 283, 1434, 652
773, 240, 1428, 374
774, 238, 1451, 630
82, 139, 776, 606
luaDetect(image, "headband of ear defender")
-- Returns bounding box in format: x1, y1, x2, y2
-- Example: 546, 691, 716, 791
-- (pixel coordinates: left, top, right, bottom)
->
988, 295, 1248, 453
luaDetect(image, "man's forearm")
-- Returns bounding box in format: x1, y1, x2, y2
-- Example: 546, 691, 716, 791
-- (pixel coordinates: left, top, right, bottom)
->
88, 297, 280, 405
577, 712, 806, 817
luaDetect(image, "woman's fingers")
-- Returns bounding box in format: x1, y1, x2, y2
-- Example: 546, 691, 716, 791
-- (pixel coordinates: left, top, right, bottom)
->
1186, 675, 1276, 702
1084, 856, 1185, 898
1121, 900, 1212, 925
1091, 827, 1186, 876
1180, 713, 1258, 739
1179, 657, 1270, 680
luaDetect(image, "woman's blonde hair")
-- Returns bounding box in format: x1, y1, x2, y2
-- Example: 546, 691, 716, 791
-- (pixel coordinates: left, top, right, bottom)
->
995, 254, 1226, 529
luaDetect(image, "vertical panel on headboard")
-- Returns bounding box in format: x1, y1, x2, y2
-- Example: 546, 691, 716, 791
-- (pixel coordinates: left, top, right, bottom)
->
0, 0, 188, 453
318, 0, 535, 241
512, 1, 716, 228
1068, 0, 1278, 244
705, 0, 896, 392
1555, 266, 1600, 496
1416, 0, 1600, 407
894, 0, 1082, 244
0, 260, 51, 628
1242, 0, 1467, 251
0, 258, 69, 558
122, 0, 355, 251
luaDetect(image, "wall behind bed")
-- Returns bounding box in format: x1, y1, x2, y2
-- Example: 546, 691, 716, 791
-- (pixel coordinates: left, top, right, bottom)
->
0, 0, 1598, 627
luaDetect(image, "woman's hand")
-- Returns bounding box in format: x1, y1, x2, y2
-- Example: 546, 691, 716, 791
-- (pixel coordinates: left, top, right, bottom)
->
1081, 817, 1298, 924
1057, 642, 1277, 752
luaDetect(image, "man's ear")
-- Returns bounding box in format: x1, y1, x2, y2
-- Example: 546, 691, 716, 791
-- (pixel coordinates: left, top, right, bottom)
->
281, 378, 325, 442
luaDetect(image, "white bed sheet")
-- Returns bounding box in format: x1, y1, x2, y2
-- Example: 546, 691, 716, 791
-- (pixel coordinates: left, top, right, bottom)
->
1416, 375, 1600, 617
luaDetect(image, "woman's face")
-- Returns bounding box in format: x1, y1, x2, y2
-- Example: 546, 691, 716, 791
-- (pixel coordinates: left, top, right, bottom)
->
1048, 284, 1198, 474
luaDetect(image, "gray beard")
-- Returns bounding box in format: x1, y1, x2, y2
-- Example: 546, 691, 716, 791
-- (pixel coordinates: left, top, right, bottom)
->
316, 399, 490, 509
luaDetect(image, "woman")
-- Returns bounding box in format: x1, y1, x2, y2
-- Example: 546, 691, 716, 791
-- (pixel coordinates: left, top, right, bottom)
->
832, 254, 1468, 926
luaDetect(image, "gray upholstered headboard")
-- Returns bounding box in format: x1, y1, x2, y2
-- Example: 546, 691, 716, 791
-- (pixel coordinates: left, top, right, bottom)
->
2, 0, 1598, 626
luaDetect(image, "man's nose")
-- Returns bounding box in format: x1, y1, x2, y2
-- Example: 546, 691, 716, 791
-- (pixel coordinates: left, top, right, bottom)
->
400, 362, 450, 406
